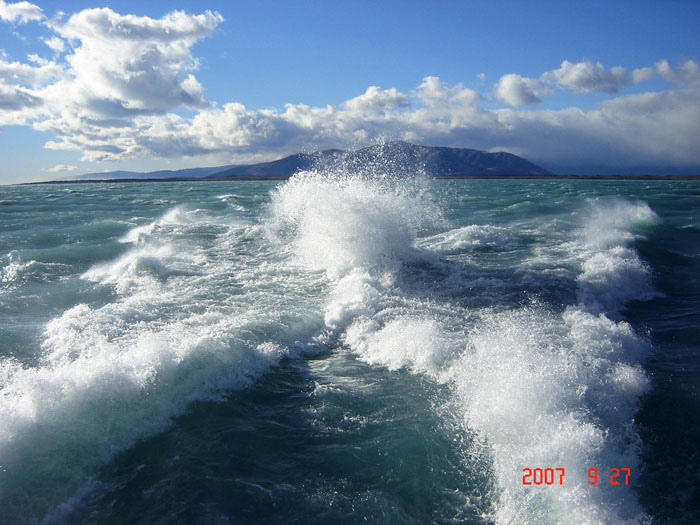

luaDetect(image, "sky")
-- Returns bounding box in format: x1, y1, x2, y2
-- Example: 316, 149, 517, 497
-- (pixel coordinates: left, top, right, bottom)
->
0, 0, 699, 183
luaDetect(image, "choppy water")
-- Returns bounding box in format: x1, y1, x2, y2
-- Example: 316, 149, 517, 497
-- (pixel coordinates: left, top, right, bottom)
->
1, 172, 699, 523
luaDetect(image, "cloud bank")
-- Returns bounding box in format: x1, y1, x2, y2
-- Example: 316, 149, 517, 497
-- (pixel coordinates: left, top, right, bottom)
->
494, 58, 700, 106
1, 2, 699, 174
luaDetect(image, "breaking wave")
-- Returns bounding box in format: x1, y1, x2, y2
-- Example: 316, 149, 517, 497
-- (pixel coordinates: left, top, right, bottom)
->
270, 171, 659, 524
0, 168, 661, 523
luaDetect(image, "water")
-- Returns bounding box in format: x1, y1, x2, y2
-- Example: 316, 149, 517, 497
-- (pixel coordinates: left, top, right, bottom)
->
0, 172, 698, 523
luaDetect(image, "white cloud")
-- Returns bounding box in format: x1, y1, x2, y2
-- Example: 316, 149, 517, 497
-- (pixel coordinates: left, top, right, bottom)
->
494, 74, 541, 106
539, 58, 700, 95
631, 66, 655, 84
69, 76, 692, 173
0, 0, 43, 24
20, 71, 700, 170
43, 37, 65, 53
542, 59, 631, 93
46, 164, 77, 172
27, 53, 47, 66
0, 82, 41, 111
416, 76, 481, 107
496, 59, 700, 107
0, 3, 698, 174
0, 8, 224, 153
0, 58, 62, 122
344, 86, 408, 114
654, 59, 700, 87
493, 89, 700, 170
44, 8, 222, 115
0, 58, 62, 87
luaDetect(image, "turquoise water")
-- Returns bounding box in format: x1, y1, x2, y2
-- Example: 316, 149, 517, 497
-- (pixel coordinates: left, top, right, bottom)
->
0, 174, 698, 523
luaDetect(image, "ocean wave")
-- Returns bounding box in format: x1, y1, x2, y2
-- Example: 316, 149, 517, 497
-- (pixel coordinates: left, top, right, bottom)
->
575, 199, 662, 316
0, 174, 663, 523
266, 169, 444, 278
269, 171, 658, 523
1, 251, 69, 289
418, 224, 514, 254
0, 203, 326, 521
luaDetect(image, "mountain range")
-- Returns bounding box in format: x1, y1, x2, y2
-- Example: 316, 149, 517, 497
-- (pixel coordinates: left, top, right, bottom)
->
75, 142, 550, 181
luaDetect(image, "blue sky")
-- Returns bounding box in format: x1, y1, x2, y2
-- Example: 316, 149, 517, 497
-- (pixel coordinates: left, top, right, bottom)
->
1, 0, 699, 183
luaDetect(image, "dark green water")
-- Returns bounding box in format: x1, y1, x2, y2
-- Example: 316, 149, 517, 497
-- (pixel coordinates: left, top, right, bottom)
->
0, 177, 698, 523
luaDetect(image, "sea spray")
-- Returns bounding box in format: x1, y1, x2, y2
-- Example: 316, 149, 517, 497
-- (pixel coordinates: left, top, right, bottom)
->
267, 169, 444, 278
270, 167, 658, 523
265, 165, 446, 350
0, 196, 326, 522
0, 176, 684, 523
443, 199, 660, 523
575, 199, 662, 316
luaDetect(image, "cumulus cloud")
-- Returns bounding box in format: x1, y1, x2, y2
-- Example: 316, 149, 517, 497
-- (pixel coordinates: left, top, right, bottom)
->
494, 89, 700, 171
45, 8, 222, 114
0, 83, 41, 110
344, 86, 408, 114
545, 60, 631, 93
80, 78, 694, 172
416, 76, 481, 107
631, 66, 655, 84
0, 7, 224, 155
546, 58, 700, 93
495, 58, 700, 107
0, 58, 63, 87
0, 57, 63, 122
0, 0, 43, 24
494, 74, 541, 106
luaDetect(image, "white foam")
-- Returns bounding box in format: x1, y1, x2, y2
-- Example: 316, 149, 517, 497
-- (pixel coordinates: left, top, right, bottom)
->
274, 180, 660, 523
336, 298, 651, 522
323, 270, 384, 330
580, 199, 660, 250
0, 303, 294, 516
574, 199, 661, 316
0, 205, 325, 521
82, 243, 205, 295
1, 257, 31, 285
118, 206, 214, 245
1, 251, 66, 288
448, 306, 651, 523
418, 224, 513, 254
1, 175, 662, 523
577, 247, 656, 315
267, 170, 443, 278
344, 316, 461, 375
266, 169, 446, 364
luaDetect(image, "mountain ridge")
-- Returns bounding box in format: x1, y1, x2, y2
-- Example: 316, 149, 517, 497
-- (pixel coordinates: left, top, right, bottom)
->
75, 142, 550, 181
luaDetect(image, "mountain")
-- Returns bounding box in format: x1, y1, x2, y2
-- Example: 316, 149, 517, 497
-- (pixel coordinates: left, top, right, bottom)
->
76, 165, 236, 180
76, 143, 549, 181
209, 142, 549, 179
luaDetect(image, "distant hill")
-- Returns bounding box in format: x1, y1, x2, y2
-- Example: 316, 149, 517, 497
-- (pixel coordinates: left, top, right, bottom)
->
77, 142, 549, 181
209, 142, 549, 179
76, 165, 236, 180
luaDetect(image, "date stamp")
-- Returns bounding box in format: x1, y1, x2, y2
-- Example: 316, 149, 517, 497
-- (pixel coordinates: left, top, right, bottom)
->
522, 468, 631, 486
